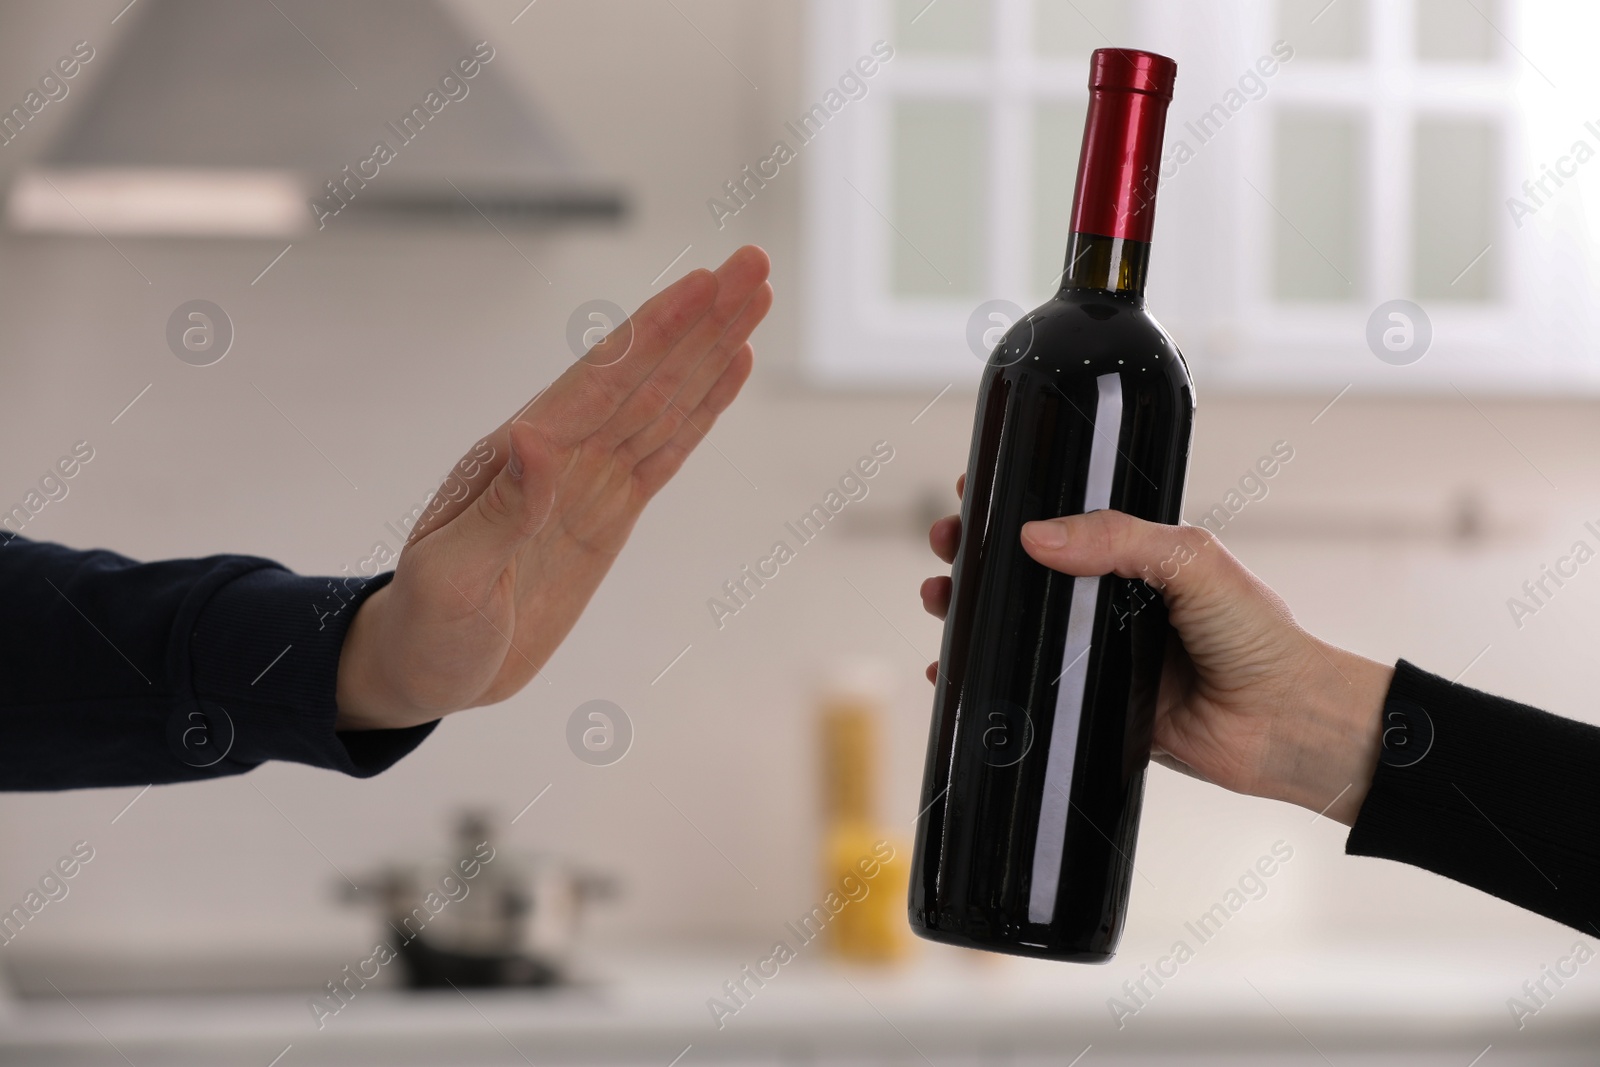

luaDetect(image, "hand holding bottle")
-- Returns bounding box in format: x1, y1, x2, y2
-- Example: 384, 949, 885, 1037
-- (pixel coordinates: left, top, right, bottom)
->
921, 476, 1393, 827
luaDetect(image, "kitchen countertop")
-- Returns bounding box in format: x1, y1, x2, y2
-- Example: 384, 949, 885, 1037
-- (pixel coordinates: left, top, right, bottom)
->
2, 942, 1597, 1065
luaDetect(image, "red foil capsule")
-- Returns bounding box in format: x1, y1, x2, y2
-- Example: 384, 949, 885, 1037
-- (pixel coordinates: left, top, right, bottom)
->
1067, 48, 1178, 244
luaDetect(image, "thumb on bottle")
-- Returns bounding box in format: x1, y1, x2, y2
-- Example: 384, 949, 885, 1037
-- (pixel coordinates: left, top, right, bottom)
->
1020, 510, 1217, 594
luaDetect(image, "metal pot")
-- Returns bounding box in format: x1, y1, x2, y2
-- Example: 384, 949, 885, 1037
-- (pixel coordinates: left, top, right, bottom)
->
340, 811, 617, 988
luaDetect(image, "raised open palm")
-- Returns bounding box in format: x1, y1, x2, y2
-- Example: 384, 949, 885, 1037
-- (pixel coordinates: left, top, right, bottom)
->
336, 246, 773, 729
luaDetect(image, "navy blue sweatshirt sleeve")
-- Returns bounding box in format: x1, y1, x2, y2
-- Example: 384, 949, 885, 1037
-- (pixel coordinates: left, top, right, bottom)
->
1346, 659, 1600, 935
0, 535, 436, 790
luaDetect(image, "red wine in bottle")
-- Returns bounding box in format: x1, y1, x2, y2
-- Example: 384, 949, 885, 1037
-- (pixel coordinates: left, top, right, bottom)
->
909, 48, 1193, 963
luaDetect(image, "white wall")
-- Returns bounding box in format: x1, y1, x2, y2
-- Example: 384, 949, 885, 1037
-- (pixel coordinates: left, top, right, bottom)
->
0, 0, 1594, 986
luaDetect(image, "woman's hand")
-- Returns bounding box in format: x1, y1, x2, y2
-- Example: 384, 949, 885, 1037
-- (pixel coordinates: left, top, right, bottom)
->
920, 475, 1392, 826
336, 245, 773, 731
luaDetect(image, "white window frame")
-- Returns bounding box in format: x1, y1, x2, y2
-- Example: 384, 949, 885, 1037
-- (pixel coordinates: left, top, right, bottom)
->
803, 0, 1111, 388
1217, 0, 1570, 393
802, 0, 1600, 394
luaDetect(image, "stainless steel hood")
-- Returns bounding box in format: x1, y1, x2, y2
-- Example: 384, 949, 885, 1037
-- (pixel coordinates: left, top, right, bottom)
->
6, 0, 625, 236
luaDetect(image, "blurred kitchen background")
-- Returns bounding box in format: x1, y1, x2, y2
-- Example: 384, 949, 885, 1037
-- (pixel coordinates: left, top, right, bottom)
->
1, 0, 1599, 1063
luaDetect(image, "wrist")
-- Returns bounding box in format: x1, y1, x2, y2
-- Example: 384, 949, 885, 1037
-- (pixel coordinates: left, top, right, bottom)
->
1271, 640, 1392, 825
335, 584, 405, 731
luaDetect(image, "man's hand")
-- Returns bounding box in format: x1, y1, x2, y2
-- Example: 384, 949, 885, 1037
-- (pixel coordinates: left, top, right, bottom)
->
335, 245, 773, 730
919, 474, 1393, 826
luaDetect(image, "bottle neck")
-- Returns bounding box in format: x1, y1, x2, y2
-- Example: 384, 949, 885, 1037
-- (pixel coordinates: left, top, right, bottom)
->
1062, 51, 1173, 304
1059, 231, 1151, 301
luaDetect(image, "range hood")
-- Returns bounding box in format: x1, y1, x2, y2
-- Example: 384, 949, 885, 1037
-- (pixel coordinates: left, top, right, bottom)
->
6, 0, 625, 236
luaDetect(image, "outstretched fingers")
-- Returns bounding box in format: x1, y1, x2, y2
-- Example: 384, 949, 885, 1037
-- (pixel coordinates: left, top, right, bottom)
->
666, 279, 772, 414
597, 247, 769, 451
620, 280, 772, 466
532, 265, 721, 444
632, 342, 755, 496
535, 246, 767, 448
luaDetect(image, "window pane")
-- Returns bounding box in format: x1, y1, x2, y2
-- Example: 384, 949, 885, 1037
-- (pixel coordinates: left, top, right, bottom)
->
1034, 0, 1128, 58
1416, 0, 1499, 62
891, 100, 987, 297
1413, 117, 1497, 300
1278, 0, 1366, 61
894, 0, 991, 56
1033, 101, 1086, 298
1272, 111, 1364, 301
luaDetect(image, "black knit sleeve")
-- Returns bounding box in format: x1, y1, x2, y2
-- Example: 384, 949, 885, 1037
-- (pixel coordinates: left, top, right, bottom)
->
1346, 658, 1600, 934
0, 535, 436, 791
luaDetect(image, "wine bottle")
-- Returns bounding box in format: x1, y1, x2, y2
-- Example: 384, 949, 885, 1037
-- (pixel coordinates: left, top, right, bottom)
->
909, 48, 1193, 963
